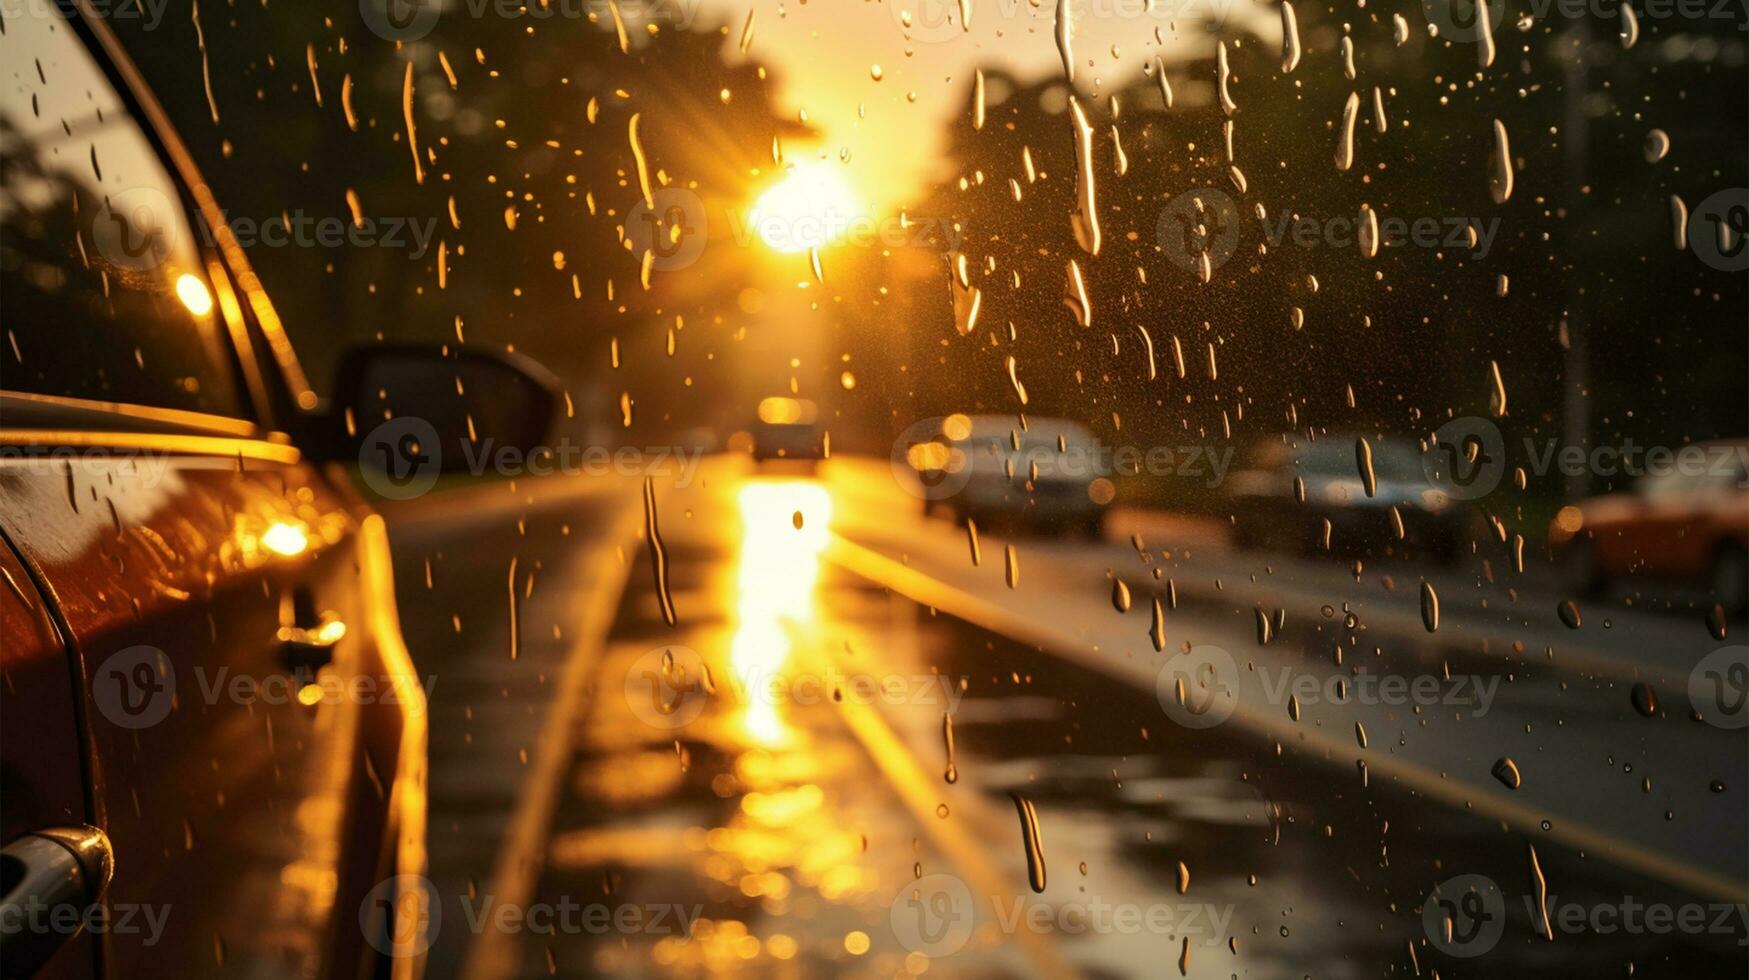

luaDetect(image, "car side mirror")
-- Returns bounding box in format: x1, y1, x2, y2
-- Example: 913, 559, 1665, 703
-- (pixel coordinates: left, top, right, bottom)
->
319, 344, 558, 486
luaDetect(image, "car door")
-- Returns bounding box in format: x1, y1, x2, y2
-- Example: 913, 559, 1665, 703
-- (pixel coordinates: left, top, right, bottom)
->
1, 5, 425, 977
0, 537, 100, 980
1624, 472, 1708, 580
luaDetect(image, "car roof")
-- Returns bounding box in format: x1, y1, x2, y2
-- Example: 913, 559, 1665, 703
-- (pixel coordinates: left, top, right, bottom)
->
1246, 433, 1423, 477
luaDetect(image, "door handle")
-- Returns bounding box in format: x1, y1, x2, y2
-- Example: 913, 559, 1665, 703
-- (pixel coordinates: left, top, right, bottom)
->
0, 826, 114, 978
278, 612, 346, 673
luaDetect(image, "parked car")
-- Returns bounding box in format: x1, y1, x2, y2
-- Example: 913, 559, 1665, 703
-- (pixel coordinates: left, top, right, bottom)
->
750, 396, 824, 462
1549, 440, 1749, 609
0, 3, 551, 976
1225, 434, 1469, 562
905, 414, 1111, 534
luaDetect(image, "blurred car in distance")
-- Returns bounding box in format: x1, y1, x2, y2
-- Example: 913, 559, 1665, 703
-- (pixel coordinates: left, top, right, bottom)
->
1225, 434, 1468, 562
906, 414, 1113, 535
1550, 440, 1749, 609
751, 396, 824, 462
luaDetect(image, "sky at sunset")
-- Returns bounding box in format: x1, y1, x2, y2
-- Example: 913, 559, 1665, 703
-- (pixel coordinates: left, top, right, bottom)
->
685, 0, 1282, 212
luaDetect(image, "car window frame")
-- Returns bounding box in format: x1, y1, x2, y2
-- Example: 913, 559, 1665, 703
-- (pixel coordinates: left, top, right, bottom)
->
1, 0, 319, 445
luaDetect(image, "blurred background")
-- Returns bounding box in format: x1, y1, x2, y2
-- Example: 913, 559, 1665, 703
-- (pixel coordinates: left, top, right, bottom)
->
104, 0, 1746, 511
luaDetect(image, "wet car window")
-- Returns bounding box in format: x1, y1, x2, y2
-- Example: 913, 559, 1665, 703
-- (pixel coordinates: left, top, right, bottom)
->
0, 0, 243, 419
9, 0, 1744, 977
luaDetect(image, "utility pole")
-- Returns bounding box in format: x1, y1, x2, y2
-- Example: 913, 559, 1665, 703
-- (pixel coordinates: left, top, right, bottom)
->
1559, 17, 1591, 502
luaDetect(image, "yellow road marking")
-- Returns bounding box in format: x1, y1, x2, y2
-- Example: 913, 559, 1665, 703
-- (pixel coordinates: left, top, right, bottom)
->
823, 645, 1085, 979
461, 501, 641, 980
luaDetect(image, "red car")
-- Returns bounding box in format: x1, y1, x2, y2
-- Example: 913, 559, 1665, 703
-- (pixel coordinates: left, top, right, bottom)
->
0, 2, 551, 976
1550, 440, 1749, 610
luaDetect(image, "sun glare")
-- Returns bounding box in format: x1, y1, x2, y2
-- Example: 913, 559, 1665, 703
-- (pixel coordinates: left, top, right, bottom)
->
175, 273, 214, 317
748, 164, 861, 253
731, 480, 832, 746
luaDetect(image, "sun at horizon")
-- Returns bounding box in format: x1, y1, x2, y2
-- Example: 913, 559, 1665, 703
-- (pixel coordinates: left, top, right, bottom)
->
747, 163, 864, 253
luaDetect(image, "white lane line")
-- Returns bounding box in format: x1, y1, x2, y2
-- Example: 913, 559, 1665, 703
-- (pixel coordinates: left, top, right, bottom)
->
828, 533, 1748, 906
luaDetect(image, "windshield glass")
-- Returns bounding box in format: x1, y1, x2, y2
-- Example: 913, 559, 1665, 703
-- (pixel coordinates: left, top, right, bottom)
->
70, 0, 1749, 976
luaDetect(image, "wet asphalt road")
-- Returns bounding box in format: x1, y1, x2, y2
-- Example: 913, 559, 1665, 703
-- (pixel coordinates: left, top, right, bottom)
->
381, 457, 1748, 979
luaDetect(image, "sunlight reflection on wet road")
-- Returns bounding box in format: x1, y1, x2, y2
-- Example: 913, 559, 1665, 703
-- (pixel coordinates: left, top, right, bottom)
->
389, 461, 1746, 980
518, 470, 1027, 977
730, 480, 832, 748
